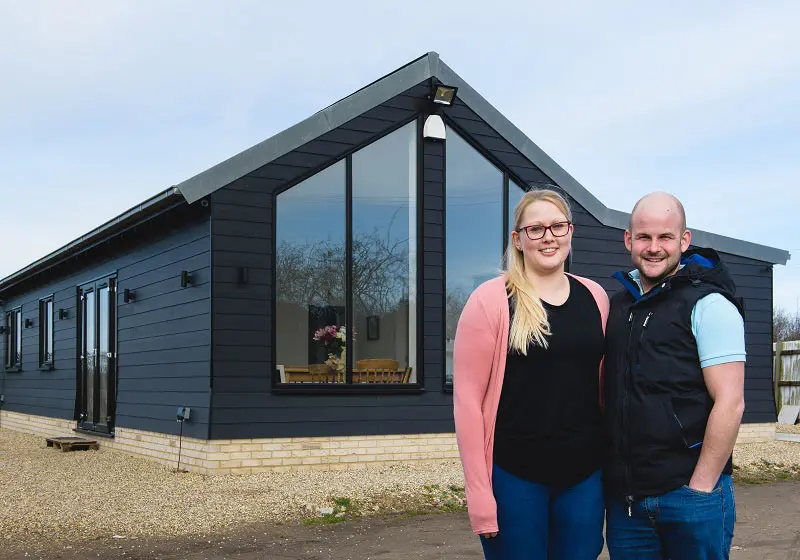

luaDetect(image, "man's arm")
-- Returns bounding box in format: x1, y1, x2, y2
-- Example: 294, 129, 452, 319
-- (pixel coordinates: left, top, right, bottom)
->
688, 293, 746, 492
689, 361, 745, 492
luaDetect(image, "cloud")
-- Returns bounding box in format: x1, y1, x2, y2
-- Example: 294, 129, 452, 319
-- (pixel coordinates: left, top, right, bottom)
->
0, 0, 797, 311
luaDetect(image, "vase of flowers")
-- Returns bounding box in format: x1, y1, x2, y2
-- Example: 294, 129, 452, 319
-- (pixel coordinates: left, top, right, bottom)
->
313, 324, 347, 375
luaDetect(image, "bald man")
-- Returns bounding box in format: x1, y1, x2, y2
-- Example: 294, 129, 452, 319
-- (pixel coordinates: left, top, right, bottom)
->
603, 192, 746, 559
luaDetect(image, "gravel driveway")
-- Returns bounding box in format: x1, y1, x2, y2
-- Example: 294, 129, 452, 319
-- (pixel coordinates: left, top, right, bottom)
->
2, 427, 799, 557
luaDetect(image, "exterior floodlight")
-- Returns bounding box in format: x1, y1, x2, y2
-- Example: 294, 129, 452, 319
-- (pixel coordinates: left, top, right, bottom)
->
423, 114, 446, 140
432, 84, 457, 106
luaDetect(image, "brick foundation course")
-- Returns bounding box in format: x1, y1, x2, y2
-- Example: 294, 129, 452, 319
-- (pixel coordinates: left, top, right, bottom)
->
1, 410, 776, 474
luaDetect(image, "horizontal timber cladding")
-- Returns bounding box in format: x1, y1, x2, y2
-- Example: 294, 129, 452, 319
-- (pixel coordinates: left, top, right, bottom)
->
208, 83, 457, 440
421, 138, 445, 392
207, 82, 775, 440
0, 204, 212, 439
444, 98, 775, 425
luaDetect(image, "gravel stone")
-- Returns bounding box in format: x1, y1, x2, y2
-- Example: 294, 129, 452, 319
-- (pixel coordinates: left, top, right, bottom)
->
777, 423, 800, 434
733, 439, 800, 467
1, 427, 798, 549
0, 428, 464, 548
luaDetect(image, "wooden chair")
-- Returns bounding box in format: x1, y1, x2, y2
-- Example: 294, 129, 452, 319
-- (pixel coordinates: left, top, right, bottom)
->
354, 359, 411, 384
356, 359, 399, 370
308, 363, 341, 383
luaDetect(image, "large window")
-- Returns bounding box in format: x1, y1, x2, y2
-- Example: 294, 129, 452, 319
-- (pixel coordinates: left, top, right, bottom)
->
508, 180, 526, 241
445, 129, 504, 384
39, 296, 54, 368
4, 308, 22, 370
275, 122, 417, 385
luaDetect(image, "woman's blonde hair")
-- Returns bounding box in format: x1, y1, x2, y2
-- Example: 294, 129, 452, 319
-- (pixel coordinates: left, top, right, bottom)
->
505, 189, 573, 354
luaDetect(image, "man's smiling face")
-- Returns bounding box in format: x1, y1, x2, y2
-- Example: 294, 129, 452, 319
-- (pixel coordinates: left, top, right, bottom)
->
624, 193, 691, 293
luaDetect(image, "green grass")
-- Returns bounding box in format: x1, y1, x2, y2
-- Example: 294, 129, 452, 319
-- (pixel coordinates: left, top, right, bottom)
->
302, 484, 468, 525
302, 496, 360, 525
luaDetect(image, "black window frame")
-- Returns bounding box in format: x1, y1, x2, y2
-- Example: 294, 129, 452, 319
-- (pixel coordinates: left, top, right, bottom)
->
440, 120, 559, 391
271, 117, 424, 394
39, 295, 55, 370
441, 125, 510, 391
4, 307, 22, 372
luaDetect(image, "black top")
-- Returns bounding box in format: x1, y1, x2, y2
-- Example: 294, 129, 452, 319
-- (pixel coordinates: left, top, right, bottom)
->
493, 274, 605, 487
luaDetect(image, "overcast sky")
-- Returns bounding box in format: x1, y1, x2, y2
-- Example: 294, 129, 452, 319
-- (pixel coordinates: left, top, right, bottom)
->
1, 1, 798, 311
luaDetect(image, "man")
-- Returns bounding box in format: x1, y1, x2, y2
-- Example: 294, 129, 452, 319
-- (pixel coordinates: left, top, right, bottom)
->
604, 192, 746, 559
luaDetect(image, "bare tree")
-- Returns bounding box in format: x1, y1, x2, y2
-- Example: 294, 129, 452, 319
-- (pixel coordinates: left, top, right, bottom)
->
773, 307, 800, 342
276, 228, 409, 315
445, 287, 470, 340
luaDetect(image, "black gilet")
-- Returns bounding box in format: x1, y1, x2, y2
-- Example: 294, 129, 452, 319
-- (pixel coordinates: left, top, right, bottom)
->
603, 247, 744, 498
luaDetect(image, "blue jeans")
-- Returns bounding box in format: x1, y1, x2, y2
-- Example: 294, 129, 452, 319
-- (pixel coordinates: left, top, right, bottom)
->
480, 466, 605, 560
606, 475, 736, 559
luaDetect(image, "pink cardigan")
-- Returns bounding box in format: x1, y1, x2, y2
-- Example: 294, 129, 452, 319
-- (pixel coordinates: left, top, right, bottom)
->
452, 274, 610, 535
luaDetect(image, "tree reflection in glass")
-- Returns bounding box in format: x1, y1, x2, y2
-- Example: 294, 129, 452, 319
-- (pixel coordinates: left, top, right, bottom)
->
445, 129, 504, 384
276, 122, 417, 384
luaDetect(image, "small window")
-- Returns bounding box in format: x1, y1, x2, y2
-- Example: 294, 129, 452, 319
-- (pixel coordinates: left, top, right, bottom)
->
4, 308, 22, 370
39, 297, 54, 367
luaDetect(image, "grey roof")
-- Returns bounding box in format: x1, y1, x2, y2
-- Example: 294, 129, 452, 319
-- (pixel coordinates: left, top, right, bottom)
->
0, 52, 789, 294
176, 52, 789, 265
0, 187, 183, 293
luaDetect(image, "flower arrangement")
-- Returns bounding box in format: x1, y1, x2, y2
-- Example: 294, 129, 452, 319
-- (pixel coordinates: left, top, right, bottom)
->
313, 325, 347, 373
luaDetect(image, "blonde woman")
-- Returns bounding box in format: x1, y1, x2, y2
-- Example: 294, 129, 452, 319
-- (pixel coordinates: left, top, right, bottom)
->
453, 189, 609, 559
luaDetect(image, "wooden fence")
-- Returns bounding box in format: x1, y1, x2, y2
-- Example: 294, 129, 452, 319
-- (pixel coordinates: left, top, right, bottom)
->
774, 340, 800, 414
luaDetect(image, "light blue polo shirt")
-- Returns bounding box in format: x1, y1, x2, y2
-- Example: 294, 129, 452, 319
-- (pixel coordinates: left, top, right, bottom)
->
629, 269, 746, 368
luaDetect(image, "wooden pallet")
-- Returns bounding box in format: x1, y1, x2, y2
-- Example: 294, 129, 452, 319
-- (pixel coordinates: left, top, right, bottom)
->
46, 436, 99, 452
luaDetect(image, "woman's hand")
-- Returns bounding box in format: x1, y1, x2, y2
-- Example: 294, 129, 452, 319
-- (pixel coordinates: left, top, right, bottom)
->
481, 531, 498, 539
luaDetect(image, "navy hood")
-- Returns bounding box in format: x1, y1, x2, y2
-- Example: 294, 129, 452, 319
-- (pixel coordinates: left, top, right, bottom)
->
613, 247, 738, 302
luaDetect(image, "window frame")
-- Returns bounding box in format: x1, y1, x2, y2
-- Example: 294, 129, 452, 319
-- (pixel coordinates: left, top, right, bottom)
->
271, 117, 424, 394
4, 307, 22, 372
39, 295, 55, 370
441, 119, 536, 391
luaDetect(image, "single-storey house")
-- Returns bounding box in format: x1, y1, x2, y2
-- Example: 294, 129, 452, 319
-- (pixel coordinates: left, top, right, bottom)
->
0, 53, 789, 473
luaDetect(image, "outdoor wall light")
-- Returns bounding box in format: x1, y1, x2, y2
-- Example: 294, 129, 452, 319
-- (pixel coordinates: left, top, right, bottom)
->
24, 318, 33, 328
58, 308, 68, 320
237, 266, 249, 285
176, 406, 191, 422
0, 326, 6, 335
180, 270, 193, 288
423, 114, 446, 140
123, 288, 136, 303
432, 84, 458, 106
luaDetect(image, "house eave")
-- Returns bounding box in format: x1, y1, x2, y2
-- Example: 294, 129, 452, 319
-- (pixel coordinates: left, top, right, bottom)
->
2, 52, 788, 290
172, 51, 790, 265
175, 53, 440, 205
0, 187, 186, 295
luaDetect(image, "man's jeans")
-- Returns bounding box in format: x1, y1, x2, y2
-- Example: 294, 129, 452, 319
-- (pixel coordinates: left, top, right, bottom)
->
606, 475, 735, 560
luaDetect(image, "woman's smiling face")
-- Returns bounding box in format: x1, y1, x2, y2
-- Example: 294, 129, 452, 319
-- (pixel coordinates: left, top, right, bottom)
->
512, 200, 573, 274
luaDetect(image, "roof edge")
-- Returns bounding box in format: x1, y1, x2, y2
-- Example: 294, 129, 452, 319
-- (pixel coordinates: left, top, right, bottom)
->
4, 50, 786, 295
434, 60, 791, 266
176, 52, 440, 204
602, 209, 790, 264
0, 187, 185, 294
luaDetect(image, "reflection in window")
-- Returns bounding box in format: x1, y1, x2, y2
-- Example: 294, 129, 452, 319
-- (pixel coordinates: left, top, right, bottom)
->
276, 161, 347, 383
39, 297, 54, 367
352, 122, 416, 383
4, 309, 22, 369
508, 180, 527, 240
445, 129, 504, 384
275, 123, 417, 385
